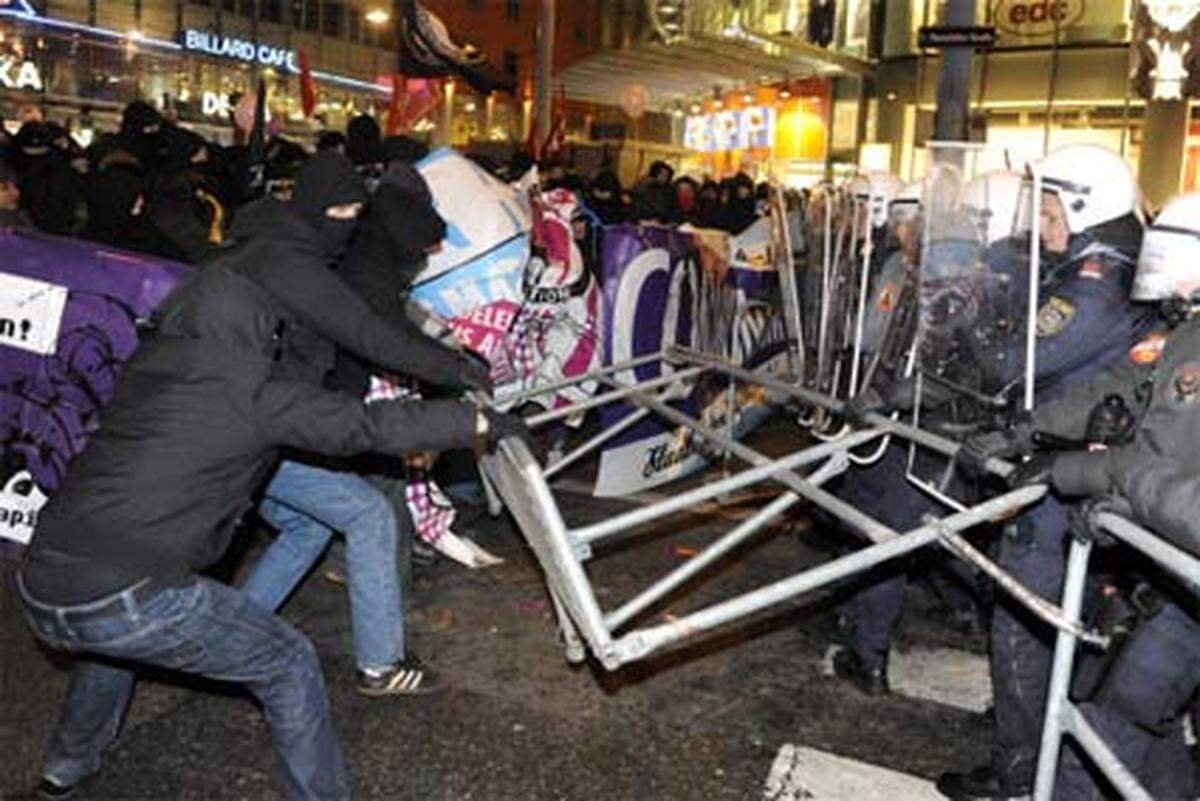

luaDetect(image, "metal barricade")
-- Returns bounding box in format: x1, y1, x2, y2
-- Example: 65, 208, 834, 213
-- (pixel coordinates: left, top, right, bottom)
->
480, 346, 1104, 672
1033, 512, 1200, 801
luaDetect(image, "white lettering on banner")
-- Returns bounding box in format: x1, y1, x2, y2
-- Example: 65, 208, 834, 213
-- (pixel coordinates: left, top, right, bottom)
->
0, 272, 68, 356
0, 471, 47, 546
0, 56, 43, 91
181, 29, 298, 70
610, 248, 673, 386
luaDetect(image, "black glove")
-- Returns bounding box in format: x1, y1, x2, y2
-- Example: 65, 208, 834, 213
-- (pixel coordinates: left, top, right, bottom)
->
455, 349, 493, 394
482, 408, 545, 462
958, 422, 1034, 476
1004, 452, 1055, 489
842, 387, 885, 427
1068, 494, 1132, 547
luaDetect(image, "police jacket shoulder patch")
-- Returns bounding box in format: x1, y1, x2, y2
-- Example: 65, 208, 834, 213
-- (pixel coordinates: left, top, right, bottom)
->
1036, 296, 1076, 337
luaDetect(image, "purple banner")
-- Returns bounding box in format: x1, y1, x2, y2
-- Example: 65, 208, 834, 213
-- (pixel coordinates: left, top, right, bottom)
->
0, 230, 187, 545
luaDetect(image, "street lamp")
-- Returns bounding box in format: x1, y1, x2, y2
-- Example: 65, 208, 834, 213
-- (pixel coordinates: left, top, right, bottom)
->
365, 8, 390, 26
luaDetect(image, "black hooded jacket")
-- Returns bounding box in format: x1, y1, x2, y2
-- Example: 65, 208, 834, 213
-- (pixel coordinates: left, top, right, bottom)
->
14, 122, 84, 235
22, 153, 483, 604
332, 163, 451, 396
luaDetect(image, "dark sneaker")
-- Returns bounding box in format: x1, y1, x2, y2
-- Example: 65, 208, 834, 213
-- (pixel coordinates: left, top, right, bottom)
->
935, 765, 1032, 800
832, 647, 889, 696
356, 657, 443, 697
36, 778, 78, 800
322, 565, 347, 586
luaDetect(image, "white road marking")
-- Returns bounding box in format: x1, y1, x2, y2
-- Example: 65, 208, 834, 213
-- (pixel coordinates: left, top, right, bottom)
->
889, 646, 992, 714
763, 744, 943, 801
822, 644, 992, 714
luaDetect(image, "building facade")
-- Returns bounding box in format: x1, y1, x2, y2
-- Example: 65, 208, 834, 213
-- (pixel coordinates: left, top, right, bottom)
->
0, 0, 401, 143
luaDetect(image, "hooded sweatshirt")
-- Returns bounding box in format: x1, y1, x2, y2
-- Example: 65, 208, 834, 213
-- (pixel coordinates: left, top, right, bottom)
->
22, 152, 483, 604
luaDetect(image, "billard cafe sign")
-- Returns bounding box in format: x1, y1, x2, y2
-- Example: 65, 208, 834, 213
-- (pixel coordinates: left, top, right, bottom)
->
181, 29, 298, 117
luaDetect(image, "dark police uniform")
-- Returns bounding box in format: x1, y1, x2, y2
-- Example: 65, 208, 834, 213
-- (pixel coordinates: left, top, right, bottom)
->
1026, 314, 1200, 800
983, 230, 1153, 788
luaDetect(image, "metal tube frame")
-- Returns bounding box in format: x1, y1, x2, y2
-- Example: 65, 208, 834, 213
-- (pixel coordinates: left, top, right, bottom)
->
480, 346, 1115, 676
1033, 512, 1200, 801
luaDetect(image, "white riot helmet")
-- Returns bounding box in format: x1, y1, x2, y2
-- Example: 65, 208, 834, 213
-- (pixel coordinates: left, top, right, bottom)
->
1133, 192, 1200, 301
961, 170, 1022, 246
851, 171, 904, 229
1031, 144, 1139, 234
888, 180, 923, 226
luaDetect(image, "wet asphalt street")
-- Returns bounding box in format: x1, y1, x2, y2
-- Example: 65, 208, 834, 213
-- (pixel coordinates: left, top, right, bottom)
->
1, 422, 996, 800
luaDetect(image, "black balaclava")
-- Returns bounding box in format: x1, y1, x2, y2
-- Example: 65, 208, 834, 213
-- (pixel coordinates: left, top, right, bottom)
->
14, 121, 53, 158
160, 123, 208, 175
119, 100, 168, 170
382, 134, 429, 165
289, 151, 368, 258
648, 160, 674, 184
84, 164, 164, 254
345, 114, 384, 167
316, 130, 347, 153
356, 162, 446, 288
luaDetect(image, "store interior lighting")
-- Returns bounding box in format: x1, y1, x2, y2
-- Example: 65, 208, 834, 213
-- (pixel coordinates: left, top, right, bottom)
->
365, 9, 390, 26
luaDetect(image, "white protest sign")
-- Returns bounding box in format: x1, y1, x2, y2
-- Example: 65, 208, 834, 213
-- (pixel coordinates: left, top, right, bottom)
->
0, 470, 47, 545
0, 272, 68, 355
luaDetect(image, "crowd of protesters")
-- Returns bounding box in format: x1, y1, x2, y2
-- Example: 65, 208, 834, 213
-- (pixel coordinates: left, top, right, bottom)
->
0, 101, 770, 269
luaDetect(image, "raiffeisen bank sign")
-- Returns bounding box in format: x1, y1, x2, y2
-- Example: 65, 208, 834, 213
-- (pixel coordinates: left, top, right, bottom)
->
181, 29, 297, 71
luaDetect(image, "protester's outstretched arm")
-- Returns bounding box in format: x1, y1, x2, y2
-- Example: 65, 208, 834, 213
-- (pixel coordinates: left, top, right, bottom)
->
253, 379, 480, 457
253, 251, 489, 392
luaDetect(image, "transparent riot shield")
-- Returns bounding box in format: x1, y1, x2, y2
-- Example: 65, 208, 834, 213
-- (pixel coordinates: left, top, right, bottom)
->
905, 143, 1030, 508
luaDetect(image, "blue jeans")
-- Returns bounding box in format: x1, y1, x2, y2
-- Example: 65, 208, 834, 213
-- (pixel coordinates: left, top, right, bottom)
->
17, 573, 347, 801
242, 460, 405, 671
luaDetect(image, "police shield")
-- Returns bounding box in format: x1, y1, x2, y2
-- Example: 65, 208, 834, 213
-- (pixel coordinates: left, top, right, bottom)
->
907, 154, 1029, 504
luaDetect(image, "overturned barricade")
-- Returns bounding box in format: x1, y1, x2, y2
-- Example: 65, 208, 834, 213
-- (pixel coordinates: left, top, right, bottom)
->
479, 346, 1074, 671
1032, 511, 1200, 801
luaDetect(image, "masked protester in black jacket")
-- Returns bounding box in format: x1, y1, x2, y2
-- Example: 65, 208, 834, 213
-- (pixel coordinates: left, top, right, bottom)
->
17, 152, 515, 801
13, 121, 85, 235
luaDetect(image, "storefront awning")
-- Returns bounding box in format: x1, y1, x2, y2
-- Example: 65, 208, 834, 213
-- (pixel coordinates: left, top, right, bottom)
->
558, 32, 871, 110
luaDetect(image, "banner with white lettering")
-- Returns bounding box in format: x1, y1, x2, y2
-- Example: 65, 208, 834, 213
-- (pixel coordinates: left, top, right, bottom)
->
0, 230, 187, 546
0, 471, 46, 546
591, 224, 787, 497
0, 272, 67, 355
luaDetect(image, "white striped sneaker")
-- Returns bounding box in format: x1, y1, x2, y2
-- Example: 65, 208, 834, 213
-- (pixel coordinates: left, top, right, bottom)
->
356, 658, 443, 697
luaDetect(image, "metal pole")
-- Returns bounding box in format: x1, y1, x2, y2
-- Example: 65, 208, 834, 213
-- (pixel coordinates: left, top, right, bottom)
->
1097, 512, 1200, 594
593, 375, 894, 543
1033, 536, 1094, 801
495, 352, 669, 406
572, 429, 884, 545
525, 365, 707, 427
669, 347, 1016, 477
605, 457, 845, 632
541, 406, 653, 481
933, 0, 975, 149
1060, 705, 1154, 801
613, 486, 1046, 665
535, 0, 556, 146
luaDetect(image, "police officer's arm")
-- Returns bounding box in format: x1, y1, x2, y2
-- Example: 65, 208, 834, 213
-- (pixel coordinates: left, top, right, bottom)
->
252, 378, 480, 456
1110, 448, 1200, 556
1031, 357, 1150, 441
1051, 441, 1200, 557
252, 249, 479, 390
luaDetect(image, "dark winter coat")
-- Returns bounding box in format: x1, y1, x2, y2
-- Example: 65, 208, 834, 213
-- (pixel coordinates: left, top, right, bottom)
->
1033, 313, 1200, 557
21, 153, 482, 604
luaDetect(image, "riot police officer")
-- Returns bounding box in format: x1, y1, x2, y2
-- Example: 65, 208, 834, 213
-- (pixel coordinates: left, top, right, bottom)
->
992, 190, 1200, 800
937, 145, 1153, 800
